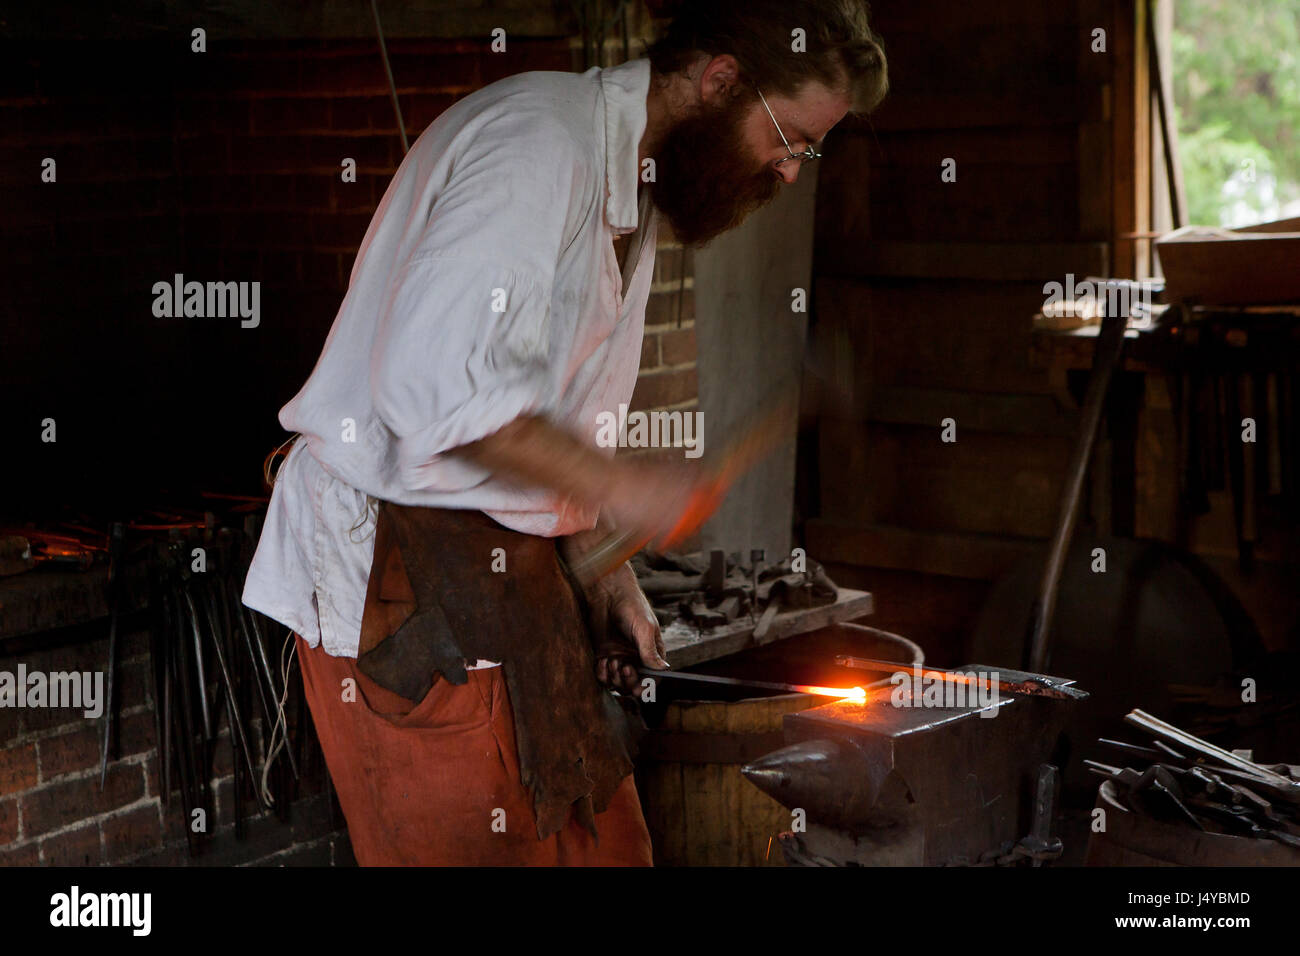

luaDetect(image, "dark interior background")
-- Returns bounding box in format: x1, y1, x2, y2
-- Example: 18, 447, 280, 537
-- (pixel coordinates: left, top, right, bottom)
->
0, 5, 574, 522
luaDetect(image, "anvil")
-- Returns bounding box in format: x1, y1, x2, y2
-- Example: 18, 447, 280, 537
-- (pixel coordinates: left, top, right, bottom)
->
742, 664, 1083, 866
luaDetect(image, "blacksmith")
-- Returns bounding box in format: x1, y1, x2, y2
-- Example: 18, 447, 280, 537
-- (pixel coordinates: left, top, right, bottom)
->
243, 0, 887, 866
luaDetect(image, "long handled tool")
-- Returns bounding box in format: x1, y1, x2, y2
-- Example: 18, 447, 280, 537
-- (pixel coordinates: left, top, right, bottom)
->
1024, 300, 1130, 672
834, 655, 1089, 701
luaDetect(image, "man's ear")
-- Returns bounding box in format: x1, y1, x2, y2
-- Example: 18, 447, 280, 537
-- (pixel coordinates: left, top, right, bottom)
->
696, 53, 742, 106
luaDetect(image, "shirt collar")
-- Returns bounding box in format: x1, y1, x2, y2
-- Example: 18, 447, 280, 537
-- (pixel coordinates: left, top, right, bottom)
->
598, 58, 651, 235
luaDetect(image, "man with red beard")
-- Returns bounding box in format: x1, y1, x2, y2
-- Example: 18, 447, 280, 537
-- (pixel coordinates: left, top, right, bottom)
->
243, 0, 887, 865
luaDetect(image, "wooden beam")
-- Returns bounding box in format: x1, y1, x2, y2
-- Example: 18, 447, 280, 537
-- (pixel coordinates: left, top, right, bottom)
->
1077, 0, 1115, 244
1110, 0, 1149, 277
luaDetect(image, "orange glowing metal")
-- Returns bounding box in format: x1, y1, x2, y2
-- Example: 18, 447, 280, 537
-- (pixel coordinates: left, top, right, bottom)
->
641, 670, 868, 700
793, 684, 868, 701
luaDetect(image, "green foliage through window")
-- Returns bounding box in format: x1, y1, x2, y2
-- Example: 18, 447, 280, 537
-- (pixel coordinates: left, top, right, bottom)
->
1171, 0, 1300, 227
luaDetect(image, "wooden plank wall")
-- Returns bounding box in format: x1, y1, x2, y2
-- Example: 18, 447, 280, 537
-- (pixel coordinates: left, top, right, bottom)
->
803, 0, 1135, 654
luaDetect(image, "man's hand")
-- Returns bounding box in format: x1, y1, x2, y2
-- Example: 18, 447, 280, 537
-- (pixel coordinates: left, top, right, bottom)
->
562, 543, 668, 693
454, 415, 716, 547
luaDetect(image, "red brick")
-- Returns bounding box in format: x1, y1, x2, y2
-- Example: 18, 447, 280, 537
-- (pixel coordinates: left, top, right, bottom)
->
117, 711, 157, 759
176, 133, 231, 175
300, 54, 395, 97
103, 804, 163, 863
143, 756, 161, 800
230, 133, 310, 174
388, 53, 480, 92
629, 368, 699, 412
309, 210, 374, 250
660, 327, 697, 366
19, 763, 144, 837
0, 744, 38, 796
653, 246, 684, 284
359, 173, 389, 204
39, 822, 103, 866
156, 785, 187, 841
298, 174, 338, 212
224, 57, 302, 95
174, 96, 250, 136
0, 797, 18, 844
36, 728, 98, 781
0, 705, 19, 746
329, 96, 377, 132
308, 135, 392, 174
218, 172, 299, 209
479, 44, 572, 83
640, 333, 661, 370
645, 288, 694, 327
116, 658, 153, 712
0, 843, 39, 866
400, 94, 458, 135
251, 97, 331, 135
303, 251, 342, 289
262, 250, 303, 285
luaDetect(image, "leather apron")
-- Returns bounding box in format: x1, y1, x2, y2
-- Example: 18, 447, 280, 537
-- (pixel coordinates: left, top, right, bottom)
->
355, 500, 636, 841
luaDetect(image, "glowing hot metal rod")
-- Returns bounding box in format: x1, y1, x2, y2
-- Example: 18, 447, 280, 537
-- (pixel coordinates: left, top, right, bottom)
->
639, 668, 867, 701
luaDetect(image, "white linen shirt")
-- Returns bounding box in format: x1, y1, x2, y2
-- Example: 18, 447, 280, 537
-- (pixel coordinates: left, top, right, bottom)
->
242, 58, 660, 659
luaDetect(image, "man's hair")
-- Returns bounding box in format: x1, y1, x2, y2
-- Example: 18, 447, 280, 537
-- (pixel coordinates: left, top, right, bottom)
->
645, 0, 888, 115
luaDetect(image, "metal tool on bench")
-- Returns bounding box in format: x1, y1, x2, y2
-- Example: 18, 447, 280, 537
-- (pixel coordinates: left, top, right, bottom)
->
1084, 711, 1300, 855
141, 503, 301, 855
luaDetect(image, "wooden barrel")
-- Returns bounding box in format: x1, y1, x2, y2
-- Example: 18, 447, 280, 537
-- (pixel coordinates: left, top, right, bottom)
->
635, 622, 922, 866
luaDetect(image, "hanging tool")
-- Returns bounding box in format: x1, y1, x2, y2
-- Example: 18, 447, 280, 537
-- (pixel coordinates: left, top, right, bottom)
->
98, 522, 126, 789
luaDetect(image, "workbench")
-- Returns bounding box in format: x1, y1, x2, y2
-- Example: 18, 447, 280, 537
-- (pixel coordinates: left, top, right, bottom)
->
1030, 302, 1300, 560
661, 587, 874, 668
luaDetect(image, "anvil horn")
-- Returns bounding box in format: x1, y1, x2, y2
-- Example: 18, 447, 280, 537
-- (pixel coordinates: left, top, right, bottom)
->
742, 738, 894, 827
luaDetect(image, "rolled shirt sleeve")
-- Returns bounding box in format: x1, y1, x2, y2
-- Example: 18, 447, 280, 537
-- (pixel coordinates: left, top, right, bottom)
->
369, 108, 596, 493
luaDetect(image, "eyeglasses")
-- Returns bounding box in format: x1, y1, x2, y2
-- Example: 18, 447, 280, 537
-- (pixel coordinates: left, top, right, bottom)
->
754, 86, 822, 168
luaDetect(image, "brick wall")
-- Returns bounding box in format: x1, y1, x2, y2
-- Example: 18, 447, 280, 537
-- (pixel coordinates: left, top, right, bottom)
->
633, 229, 698, 414
0, 617, 348, 866
2, 32, 697, 519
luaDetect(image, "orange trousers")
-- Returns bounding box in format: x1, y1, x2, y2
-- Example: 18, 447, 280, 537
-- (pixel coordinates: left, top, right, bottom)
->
295, 634, 654, 866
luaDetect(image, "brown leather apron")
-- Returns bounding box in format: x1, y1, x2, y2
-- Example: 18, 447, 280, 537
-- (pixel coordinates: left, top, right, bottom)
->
355, 500, 635, 841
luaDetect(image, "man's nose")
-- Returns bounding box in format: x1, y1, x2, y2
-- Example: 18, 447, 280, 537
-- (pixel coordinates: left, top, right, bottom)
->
773, 161, 799, 185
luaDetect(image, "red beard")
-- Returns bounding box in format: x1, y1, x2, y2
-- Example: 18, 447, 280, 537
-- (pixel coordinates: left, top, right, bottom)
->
649, 93, 782, 247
